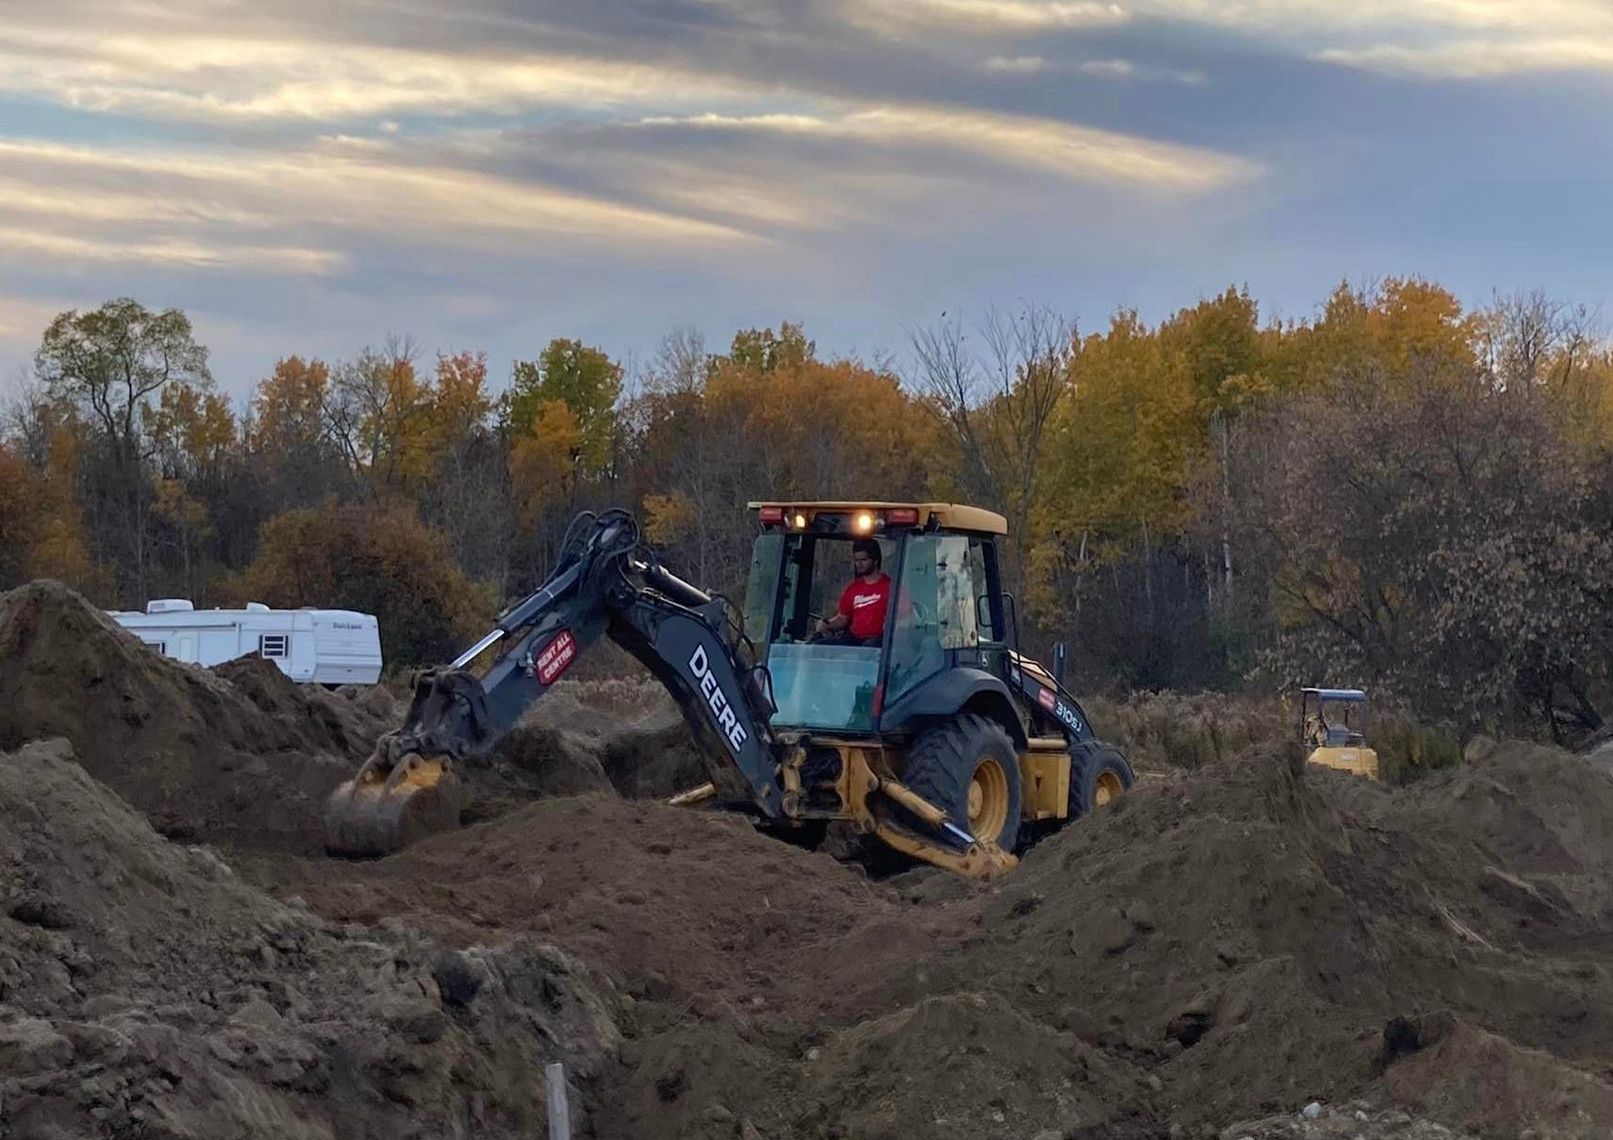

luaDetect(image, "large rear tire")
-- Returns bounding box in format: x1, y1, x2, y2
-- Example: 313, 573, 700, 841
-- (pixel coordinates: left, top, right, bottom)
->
1068, 740, 1134, 819
904, 714, 1023, 849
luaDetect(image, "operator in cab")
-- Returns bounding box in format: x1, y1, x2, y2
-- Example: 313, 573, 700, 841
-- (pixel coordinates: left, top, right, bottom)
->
816, 538, 891, 647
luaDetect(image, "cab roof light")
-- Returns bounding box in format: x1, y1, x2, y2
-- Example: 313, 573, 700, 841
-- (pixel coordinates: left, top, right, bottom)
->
886, 507, 920, 526
758, 506, 784, 524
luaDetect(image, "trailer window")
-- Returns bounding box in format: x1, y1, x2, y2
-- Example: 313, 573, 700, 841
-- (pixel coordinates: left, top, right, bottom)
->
142, 639, 167, 655
259, 634, 290, 658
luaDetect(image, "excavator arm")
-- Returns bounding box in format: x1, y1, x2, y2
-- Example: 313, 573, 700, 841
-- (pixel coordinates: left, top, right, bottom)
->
325, 509, 784, 856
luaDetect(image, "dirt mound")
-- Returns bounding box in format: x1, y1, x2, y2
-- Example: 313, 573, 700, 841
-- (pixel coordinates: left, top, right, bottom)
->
1380, 1013, 1613, 1138
948, 743, 1613, 1129
249, 739, 1613, 1139
11, 579, 1613, 1137
1383, 742, 1613, 922
0, 738, 622, 1139
210, 655, 396, 760
244, 795, 942, 1027
944, 742, 1613, 1133
1221, 1102, 1476, 1138
0, 582, 382, 853
464, 678, 710, 819
516, 677, 708, 799
0, 580, 718, 851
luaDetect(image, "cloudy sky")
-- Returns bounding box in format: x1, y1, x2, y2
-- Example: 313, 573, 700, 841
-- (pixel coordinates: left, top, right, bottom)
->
2, 0, 1611, 402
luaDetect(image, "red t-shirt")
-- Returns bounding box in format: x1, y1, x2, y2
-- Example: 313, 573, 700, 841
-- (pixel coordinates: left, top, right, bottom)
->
839, 573, 892, 641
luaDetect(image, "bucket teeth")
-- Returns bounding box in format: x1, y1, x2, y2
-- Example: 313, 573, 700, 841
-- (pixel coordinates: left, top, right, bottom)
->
323, 752, 462, 858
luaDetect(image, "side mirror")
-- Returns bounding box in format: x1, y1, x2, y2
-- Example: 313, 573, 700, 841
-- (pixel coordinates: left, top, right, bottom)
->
1052, 641, 1068, 686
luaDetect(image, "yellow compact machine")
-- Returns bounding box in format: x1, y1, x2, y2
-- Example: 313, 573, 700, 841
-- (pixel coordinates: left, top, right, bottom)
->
1300, 687, 1379, 780
325, 502, 1135, 878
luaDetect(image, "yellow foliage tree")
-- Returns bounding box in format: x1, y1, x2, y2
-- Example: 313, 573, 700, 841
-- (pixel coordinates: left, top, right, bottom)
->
0, 444, 38, 586
1367, 276, 1480, 375
1269, 278, 1479, 394
148, 383, 236, 475
0, 437, 102, 593
642, 491, 698, 546
248, 356, 330, 455
508, 399, 582, 528
327, 345, 437, 494
1050, 310, 1198, 545
745, 359, 941, 500
1027, 311, 1198, 625
430, 350, 493, 465
1543, 347, 1613, 457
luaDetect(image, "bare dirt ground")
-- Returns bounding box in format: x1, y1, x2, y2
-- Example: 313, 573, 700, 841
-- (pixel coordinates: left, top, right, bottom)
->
5, 581, 1613, 1138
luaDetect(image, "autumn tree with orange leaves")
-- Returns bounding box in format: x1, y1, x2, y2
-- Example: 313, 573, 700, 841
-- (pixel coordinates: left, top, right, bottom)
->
9, 284, 1613, 738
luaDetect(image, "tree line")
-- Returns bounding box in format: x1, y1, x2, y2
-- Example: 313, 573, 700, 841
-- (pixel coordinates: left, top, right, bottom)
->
4, 281, 1612, 743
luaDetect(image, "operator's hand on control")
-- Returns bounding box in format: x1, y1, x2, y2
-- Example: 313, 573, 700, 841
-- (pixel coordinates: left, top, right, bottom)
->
812, 613, 847, 643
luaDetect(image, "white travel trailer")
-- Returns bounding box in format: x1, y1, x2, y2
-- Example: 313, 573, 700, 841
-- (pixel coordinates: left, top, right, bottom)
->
108, 599, 384, 685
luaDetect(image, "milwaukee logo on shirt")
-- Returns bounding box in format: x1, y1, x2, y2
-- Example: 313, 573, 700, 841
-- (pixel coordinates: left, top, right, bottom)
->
839, 573, 892, 640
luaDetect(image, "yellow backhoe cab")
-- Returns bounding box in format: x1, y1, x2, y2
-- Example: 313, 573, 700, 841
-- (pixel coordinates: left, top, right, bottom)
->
1300, 687, 1379, 780
324, 502, 1134, 879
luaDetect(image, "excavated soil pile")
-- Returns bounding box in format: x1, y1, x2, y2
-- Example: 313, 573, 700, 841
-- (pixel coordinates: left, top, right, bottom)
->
0, 582, 382, 853
1219, 1101, 1475, 1138
8, 580, 1613, 1138
939, 743, 1613, 1139
254, 742, 1613, 1140
0, 738, 624, 1140
209, 656, 399, 761
468, 677, 709, 817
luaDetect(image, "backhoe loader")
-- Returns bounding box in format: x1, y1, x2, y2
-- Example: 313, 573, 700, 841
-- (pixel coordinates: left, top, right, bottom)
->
324, 502, 1134, 878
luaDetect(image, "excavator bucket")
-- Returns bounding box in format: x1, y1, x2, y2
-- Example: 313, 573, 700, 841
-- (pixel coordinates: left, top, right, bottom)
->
323, 751, 463, 858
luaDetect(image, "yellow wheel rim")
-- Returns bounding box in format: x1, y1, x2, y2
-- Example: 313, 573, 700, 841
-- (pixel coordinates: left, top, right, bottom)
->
1094, 770, 1124, 809
969, 756, 1010, 840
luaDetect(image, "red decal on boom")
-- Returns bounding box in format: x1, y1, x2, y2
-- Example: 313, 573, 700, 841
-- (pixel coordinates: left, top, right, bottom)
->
536, 630, 577, 685
1037, 687, 1056, 711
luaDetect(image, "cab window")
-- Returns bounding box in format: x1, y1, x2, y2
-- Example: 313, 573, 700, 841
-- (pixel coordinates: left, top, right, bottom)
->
885, 534, 978, 704
742, 532, 785, 644
758, 533, 893, 732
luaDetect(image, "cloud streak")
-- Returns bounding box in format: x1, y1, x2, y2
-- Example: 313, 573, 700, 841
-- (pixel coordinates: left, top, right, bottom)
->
1315, 38, 1613, 79
841, 0, 1613, 79
0, 225, 342, 275
638, 106, 1254, 192
841, 0, 1127, 35
1129, 0, 1613, 77
0, 136, 759, 259
982, 55, 1049, 74
0, 26, 773, 124
0, 0, 1265, 288
3, 0, 1604, 401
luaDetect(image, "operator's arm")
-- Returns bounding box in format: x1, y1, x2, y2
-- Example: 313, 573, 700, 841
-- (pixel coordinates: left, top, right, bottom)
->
820, 583, 853, 633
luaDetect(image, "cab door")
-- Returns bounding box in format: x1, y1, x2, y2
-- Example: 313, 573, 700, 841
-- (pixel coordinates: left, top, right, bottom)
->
964, 535, 1004, 675
884, 533, 994, 705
